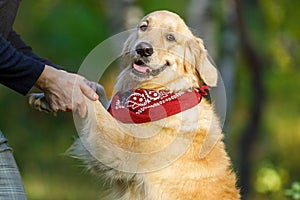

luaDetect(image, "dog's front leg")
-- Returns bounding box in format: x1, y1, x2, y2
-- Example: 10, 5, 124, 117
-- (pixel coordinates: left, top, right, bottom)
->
74, 99, 141, 175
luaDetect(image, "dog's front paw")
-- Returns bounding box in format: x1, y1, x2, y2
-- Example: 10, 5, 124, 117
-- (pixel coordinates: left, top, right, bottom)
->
96, 84, 109, 108
28, 93, 53, 113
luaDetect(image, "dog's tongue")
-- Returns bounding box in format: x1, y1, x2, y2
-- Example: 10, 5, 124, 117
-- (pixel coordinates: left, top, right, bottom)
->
133, 63, 151, 73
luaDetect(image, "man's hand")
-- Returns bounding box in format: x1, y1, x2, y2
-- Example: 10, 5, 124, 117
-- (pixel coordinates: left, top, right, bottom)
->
35, 65, 99, 118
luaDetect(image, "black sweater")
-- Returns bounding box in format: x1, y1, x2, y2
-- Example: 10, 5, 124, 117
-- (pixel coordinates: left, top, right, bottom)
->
0, 33, 45, 95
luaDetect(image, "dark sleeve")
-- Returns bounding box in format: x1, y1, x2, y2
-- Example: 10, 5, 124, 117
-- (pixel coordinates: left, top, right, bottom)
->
7, 30, 62, 69
0, 35, 45, 95
0, 0, 20, 39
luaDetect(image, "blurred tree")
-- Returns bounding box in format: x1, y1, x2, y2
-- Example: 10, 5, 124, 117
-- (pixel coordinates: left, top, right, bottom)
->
104, 0, 143, 32
234, 0, 265, 197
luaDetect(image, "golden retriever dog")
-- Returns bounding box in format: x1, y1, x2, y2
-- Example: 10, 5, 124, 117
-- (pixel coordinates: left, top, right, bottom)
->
31, 10, 240, 200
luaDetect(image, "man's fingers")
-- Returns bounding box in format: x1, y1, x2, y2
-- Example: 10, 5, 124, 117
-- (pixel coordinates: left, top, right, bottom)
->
31, 71, 98, 116
83, 79, 98, 91
80, 82, 99, 101
77, 102, 87, 118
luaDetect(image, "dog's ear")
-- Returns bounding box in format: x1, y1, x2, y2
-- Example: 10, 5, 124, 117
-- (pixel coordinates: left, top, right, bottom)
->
185, 37, 218, 87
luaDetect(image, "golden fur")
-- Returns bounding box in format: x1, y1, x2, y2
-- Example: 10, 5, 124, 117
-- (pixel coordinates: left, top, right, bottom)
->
70, 10, 240, 200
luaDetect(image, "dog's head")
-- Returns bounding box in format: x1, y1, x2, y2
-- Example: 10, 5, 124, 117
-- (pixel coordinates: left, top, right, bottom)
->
115, 10, 218, 92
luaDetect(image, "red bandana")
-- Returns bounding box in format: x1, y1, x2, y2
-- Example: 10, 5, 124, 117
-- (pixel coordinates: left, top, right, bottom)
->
108, 85, 210, 124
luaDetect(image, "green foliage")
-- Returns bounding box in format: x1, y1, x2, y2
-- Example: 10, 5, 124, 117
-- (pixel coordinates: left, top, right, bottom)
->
285, 182, 300, 200
16, 0, 109, 69
138, 0, 187, 18
255, 164, 282, 193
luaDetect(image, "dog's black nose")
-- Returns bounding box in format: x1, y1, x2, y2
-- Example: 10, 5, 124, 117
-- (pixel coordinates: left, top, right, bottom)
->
135, 42, 153, 57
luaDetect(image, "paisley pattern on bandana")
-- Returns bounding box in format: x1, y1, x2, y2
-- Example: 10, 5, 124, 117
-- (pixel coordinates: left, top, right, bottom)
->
108, 85, 210, 124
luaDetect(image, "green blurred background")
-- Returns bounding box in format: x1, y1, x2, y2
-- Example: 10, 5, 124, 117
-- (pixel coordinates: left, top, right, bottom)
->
0, 0, 299, 199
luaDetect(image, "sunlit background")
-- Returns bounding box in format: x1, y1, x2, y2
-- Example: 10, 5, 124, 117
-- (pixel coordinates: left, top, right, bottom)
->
0, 0, 299, 199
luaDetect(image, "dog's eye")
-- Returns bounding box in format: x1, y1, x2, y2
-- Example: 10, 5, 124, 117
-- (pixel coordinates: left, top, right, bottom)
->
166, 33, 176, 42
139, 21, 148, 32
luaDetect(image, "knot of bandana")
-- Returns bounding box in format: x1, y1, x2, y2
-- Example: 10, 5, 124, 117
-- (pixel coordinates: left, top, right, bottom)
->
108, 85, 210, 124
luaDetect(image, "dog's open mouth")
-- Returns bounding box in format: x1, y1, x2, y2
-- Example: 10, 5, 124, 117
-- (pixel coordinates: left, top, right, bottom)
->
132, 59, 169, 78
133, 60, 152, 74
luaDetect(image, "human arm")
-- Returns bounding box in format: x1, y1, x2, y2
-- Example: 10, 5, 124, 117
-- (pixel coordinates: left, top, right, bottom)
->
0, 35, 98, 117
0, 34, 45, 95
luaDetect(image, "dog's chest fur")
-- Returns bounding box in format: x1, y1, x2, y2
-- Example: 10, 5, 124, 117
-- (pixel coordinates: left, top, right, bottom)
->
70, 99, 239, 200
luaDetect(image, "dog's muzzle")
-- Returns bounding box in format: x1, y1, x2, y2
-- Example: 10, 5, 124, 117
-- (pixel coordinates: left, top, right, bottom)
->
131, 42, 168, 78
